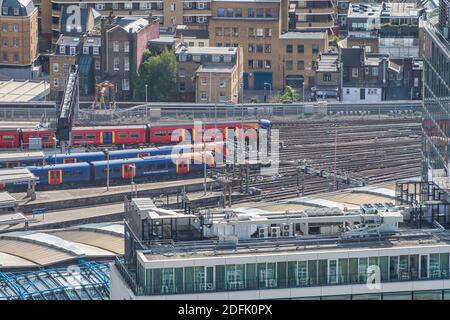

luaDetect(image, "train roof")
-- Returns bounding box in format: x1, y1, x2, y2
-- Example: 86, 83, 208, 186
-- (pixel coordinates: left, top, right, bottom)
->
29, 162, 90, 170
92, 152, 207, 166
47, 151, 105, 158
73, 125, 146, 130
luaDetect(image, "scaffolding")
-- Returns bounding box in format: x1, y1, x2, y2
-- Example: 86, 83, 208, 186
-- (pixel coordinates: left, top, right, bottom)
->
0, 261, 110, 300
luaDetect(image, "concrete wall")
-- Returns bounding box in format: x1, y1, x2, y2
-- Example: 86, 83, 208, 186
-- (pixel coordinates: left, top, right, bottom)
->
342, 87, 382, 102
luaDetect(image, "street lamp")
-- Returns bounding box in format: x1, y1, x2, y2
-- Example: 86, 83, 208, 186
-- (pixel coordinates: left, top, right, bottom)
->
105, 148, 110, 191
145, 84, 148, 103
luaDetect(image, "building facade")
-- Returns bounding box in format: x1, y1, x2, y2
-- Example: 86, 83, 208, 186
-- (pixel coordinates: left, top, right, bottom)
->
0, 0, 39, 79
288, 0, 336, 31
421, 0, 450, 217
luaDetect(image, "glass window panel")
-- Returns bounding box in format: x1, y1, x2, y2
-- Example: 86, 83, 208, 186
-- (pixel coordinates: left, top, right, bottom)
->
175, 268, 183, 293
421, 255, 428, 279
380, 256, 389, 281
349, 258, 358, 284
277, 262, 287, 288
318, 260, 327, 285
413, 290, 443, 300
308, 260, 317, 286
352, 293, 382, 300
184, 267, 194, 293
246, 263, 257, 289
444, 290, 450, 300
338, 258, 348, 284
153, 268, 162, 294
382, 291, 412, 300
430, 254, 440, 279
359, 258, 368, 283
329, 260, 337, 284
288, 261, 296, 287
322, 295, 351, 300
399, 255, 409, 281
390, 256, 399, 281
440, 253, 449, 278
206, 267, 214, 291
298, 261, 308, 286
194, 266, 205, 292
215, 265, 225, 291
145, 269, 152, 295
410, 255, 419, 280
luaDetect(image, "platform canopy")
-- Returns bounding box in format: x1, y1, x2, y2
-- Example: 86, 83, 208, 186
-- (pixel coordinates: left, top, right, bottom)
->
0, 168, 38, 185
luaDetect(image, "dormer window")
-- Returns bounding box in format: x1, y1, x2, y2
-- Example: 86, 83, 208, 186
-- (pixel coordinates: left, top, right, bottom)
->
1, 8, 8, 15
13, 8, 19, 15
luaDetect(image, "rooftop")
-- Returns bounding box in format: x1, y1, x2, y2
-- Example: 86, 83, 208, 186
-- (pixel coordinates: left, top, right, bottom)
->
0, 80, 50, 102
0, 0, 35, 16
348, 3, 382, 18
279, 31, 327, 40
176, 46, 237, 56
56, 35, 83, 47
316, 53, 339, 72
115, 16, 150, 33
381, 2, 420, 18
196, 64, 236, 73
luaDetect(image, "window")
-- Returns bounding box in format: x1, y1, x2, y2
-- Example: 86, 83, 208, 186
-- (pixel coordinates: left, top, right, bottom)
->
197, 16, 207, 23
122, 78, 130, 91
248, 28, 255, 37
224, 55, 231, 63
13, 52, 19, 63
179, 82, 185, 92
201, 77, 207, 85
53, 78, 59, 87
256, 60, 263, 69
63, 64, 69, 74
286, 60, 293, 70
2, 8, 7, 15
13, 8, 19, 15
265, 44, 271, 53
219, 79, 225, 87
93, 47, 99, 55
2, 38, 8, 47
179, 69, 185, 78
95, 3, 105, 10
53, 63, 59, 73
193, 55, 201, 62
248, 8, 254, 17
298, 45, 304, 53
286, 45, 293, 53
323, 73, 332, 81
124, 57, 130, 71
114, 57, 120, 70
236, 8, 242, 17
352, 68, 358, 77
58, 46, 65, 54
198, 2, 206, 9
2, 24, 7, 32
13, 24, 18, 32
224, 27, 231, 36
414, 77, 419, 87
297, 61, 305, 70
112, 3, 118, 10
212, 55, 220, 62
264, 28, 271, 37
140, 2, 151, 9
2, 52, 7, 62
215, 27, 223, 36
113, 41, 119, 52
124, 41, 130, 53
256, 28, 264, 37
312, 44, 320, 54
372, 67, 379, 76
256, 8, 264, 17
95, 61, 100, 70
265, 8, 273, 17
248, 44, 254, 53
226, 8, 233, 17
83, 46, 89, 55
13, 38, 18, 47
360, 88, 365, 100
199, 42, 204, 47
368, 89, 377, 95
248, 60, 253, 69
69, 47, 76, 55
200, 91, 207, 101
217, 8, 225, 17
264, 60, 271, 69
124, 2, 133, 9
232, 27, 239, 36
256, 44, 263, 53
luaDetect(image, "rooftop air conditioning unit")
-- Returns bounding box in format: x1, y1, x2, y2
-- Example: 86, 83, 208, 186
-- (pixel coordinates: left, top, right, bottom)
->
259, 227, 268, 238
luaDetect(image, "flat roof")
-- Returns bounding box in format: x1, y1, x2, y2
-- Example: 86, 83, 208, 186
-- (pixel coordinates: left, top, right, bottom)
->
317, 53, 339, 72
382, 2, 420, 18
196, 64, 235, 73
176, 46, 237, 55
279, 31, 327, 40
348, 3, 382, 17
0, 80, 50, 102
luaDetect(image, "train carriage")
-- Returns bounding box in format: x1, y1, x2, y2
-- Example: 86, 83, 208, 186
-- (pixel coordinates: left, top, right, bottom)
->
21, 129, 55, 148
47, 151, 106, 164
28, 163, 91, 186
71, 125, 147, 146
0, 130, 20, 148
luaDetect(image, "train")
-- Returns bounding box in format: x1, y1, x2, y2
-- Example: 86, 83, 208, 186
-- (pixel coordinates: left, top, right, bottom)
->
0, 142, 227, 168
4, 152, 216, 189
0, 120, 272, 149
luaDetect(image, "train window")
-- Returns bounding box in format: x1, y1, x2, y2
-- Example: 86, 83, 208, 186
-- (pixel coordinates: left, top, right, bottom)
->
118, 132, 128, 139
2, 135, 15, 141
154, 131, 167, 137
130, 132, 140, 138
113, 168, 121, 173
157, 163, 167, 170
74, 134, 84, 140
86, 134, 96, 139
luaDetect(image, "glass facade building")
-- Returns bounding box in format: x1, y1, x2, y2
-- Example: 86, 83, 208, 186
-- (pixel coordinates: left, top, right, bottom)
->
129, 250, 450, 296
422, 1, 450, 222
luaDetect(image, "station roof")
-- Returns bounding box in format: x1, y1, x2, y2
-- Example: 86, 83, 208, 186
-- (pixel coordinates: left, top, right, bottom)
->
0, 222, 124, 269
0, 168, 38, 184
0, 80, 50, 102
0, 151, 44, 162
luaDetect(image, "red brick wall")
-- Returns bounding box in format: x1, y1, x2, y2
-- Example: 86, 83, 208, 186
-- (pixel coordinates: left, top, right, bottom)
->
136, 21, 160, 68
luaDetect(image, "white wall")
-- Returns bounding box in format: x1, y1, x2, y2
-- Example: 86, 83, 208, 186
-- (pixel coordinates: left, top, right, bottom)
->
342, 87, 382, 103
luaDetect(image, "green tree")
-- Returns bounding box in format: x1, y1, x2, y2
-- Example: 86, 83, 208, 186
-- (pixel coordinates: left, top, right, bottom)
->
279, 85, 299, 102
133, 49, 177, 102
